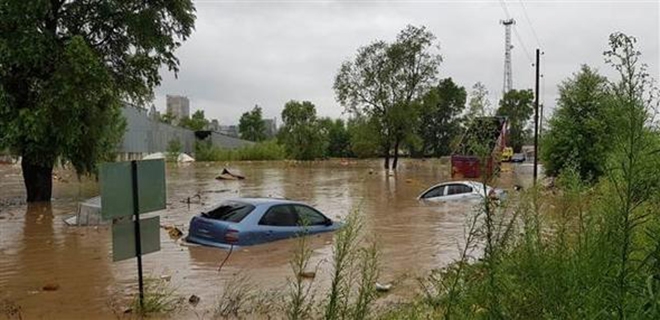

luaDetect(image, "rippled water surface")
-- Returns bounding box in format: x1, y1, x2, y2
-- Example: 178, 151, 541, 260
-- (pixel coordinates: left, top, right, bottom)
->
0, 159, 524, 319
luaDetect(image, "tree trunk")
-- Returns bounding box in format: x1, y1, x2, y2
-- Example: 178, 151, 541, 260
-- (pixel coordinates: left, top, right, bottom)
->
392, 138, 400, 170
383, 151, 390, 170
383, 140, 391, 170
21, 156, 54, 202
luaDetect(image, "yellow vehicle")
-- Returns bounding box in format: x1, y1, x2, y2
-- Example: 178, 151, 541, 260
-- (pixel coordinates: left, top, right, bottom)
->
501, 147, 513, 162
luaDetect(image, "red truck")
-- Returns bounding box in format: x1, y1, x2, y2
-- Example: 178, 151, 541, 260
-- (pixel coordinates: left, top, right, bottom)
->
451, 116, 507, 179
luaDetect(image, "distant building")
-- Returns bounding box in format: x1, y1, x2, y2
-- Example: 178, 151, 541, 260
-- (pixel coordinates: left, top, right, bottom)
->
218, 125, 239, 138
264, 118, 278, 138
166, 95, 190, 120
207, 119, 220, 132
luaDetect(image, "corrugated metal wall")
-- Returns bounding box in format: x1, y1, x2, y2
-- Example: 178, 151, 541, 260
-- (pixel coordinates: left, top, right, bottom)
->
118, 106, 253, 158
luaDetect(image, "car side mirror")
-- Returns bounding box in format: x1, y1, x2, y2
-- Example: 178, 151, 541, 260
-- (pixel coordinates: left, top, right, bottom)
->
324, 219, 333, 226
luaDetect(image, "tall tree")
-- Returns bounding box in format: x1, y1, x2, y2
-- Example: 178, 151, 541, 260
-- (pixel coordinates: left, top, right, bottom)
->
465, 82, 491, 125
347, 115, 382, 159
239, 105, 267, 142
417, 78, 467, 157
0, 1, 196, 202
496, 89, 534, 152
319, 118, 352, 158
278, 100, 326, 160
541, 65, 611, 182
179, 110, 208, 131
334, 25, 442, 170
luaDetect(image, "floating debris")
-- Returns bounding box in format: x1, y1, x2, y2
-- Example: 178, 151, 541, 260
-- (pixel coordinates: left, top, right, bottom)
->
188, 294, 201, 307
161, 225, 184, 240
299, 271, 316, 279
42, 283, 60, 291
375, 282, 392, 292
216, 168, 245, 180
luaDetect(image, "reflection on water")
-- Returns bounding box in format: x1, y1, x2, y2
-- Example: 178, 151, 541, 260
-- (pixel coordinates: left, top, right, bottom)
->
0, 159, 520, 318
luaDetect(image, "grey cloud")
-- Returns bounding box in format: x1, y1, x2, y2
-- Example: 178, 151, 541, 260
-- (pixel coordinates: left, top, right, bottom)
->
153, 0, 658, 125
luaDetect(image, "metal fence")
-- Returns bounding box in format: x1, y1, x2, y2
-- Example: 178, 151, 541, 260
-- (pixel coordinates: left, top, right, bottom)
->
118, 105, 253, 160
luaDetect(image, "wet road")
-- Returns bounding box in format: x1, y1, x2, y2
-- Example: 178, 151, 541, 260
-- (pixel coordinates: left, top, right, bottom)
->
0, 159, 520, 319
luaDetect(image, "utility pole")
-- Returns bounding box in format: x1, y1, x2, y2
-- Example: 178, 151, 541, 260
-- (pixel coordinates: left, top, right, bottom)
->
533, 49, 540, 186
500, 19, 515, 95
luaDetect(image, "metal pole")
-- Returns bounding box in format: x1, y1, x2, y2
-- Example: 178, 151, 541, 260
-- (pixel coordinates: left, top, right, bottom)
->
131, 160, 144, 309
533, 49, 540, 185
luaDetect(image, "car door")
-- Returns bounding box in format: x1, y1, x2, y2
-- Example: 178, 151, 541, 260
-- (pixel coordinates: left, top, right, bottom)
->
293, 205, 331, 235
257, 204, 300, 242
420, 185, 447, 202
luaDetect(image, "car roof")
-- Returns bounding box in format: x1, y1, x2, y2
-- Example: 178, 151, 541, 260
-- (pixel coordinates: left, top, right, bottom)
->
423, 180, 488, 191
221, 197, 307, 206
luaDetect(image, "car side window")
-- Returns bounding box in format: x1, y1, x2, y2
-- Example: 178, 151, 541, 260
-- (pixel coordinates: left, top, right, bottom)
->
294, 205, 327, 226
447, 184, 472, 195
259, 205, 298, 226
422, 186, 445, 199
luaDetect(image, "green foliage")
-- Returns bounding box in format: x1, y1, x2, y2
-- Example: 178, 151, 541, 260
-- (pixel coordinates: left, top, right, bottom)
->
285, 227, 315, 320
131, 278, 182, 316
541, 65, 612, 182
178, 110, 208, 131
239, 105, 268, 142
465, 82, 492, 125
496, 89, 535, 152
166, 138, 182, 162
194, 140, 285, 162
417, 78, 467, 157
319, 117, 352, 158
323, 210, 380, 320
334, 25, 441, 169
0, 0, 196, 201
347, 115, 382, 158
278, 100, 326, 160
160, 112, 176, 125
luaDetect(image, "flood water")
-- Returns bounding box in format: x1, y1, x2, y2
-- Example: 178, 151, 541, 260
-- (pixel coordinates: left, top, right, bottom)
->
0, 159, 523, 319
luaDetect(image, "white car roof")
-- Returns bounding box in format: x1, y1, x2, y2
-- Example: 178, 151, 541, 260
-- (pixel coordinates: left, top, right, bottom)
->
430, 180, 487, 188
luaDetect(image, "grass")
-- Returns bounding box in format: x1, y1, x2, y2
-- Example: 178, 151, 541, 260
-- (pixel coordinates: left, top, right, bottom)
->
281, 208, 380, 320
195, 140, 286, 161
110, 277, 184, 318
212, 273, 257, 319
285, 221, 316, 320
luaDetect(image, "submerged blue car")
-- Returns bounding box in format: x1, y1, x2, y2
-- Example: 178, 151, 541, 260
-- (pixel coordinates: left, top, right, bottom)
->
186, 198, 342, 249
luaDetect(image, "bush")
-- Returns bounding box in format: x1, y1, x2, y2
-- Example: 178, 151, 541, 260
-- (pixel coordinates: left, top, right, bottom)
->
541, 65, 611, 182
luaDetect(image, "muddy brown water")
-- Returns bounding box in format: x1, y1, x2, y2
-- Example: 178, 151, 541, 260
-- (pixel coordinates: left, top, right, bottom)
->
0, 159, 524, 319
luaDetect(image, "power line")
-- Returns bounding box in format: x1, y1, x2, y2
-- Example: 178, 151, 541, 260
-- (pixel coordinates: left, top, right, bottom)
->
514, 28, 534, 65
519, 0, 543, 48
498, 0, 534, 65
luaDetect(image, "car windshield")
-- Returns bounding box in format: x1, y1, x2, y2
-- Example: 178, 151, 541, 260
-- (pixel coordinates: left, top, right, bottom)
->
202, 201, 255, 222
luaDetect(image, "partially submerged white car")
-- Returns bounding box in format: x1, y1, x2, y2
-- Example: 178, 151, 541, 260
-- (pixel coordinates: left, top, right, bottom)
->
417, 180, 506, 202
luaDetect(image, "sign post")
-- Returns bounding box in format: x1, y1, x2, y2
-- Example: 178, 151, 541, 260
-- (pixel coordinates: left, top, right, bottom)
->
101, 159, 166, 310
130, 160, 145, 309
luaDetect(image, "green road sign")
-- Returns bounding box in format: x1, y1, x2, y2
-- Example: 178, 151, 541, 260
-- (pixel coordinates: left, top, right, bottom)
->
100, 159, 166, 219
112, 216, 161, 262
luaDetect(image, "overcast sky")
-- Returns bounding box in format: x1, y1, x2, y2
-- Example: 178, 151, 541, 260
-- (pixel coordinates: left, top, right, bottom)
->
153, 0, 659, 126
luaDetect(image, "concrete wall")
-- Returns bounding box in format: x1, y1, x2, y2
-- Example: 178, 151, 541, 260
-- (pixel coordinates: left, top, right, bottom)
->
117, 105, 253, 160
